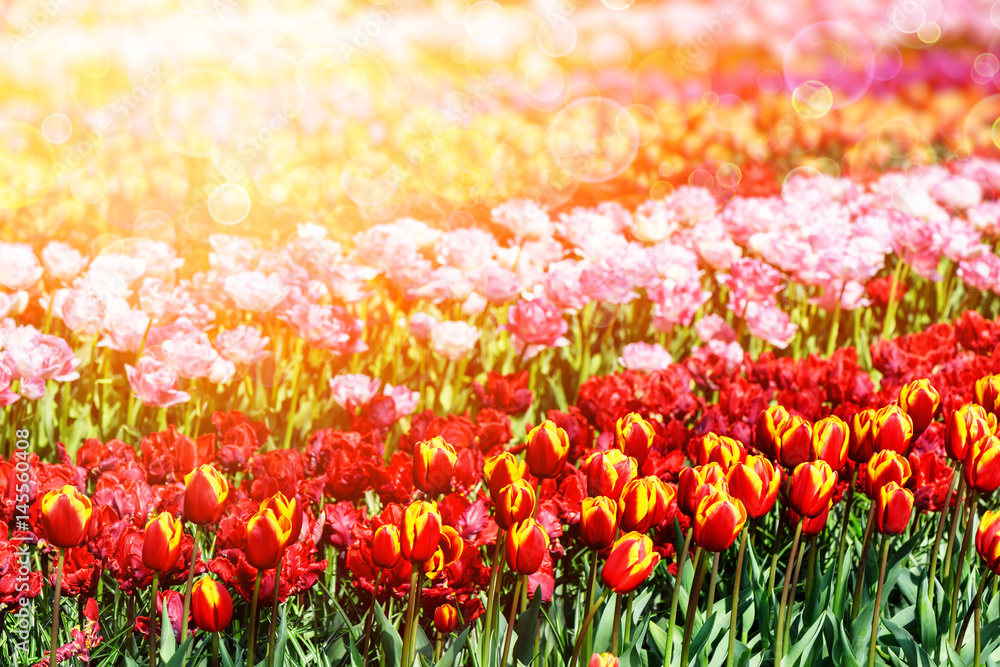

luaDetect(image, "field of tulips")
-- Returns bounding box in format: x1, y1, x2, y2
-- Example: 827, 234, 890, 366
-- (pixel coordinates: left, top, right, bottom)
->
13, 0, 1000, 666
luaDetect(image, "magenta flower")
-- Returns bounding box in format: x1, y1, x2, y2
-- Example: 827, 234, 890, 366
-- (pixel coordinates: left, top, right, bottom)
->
383, 383, 419, 417
503, 299, 569, 359
3, 328, 80, 399
408, 313, 438, 342
215, 325, 271, 368
0, 361, 20, 407
491, 199, 552, 241
744, 302, 798, 349
223, 271, 289, 313
125, 356, 190, 408
618, 342, 672, 372
719, 258, 785, 313
329, 374, 381, 410
281, 302, 367, 353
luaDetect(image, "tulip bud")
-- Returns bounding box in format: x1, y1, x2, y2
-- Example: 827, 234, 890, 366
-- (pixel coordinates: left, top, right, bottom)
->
864, 450, 912, 497
505, 519, 549, 575
813, 415, 849, 472
413, 436, 458, 495
964, 434, 1000, 494
872, 405, 914, 456
677, 463, 727, 517
372, 525, 402, 569
260, 492, 302, 548
727, 455, 780, 518
191, 576, 234, 632
525, 420, 570, 479
975, 374, 1000, 418
693, 490, 747, 552
976, 510, 1000, 573
483, 452, 526, 501
848, 408, 877, 464
946, 404, 996, 462
583, 449, 637, 501
897, 379, 941, 435
773, 415, 814, 469
40, 485, 93, 549
787, 461, 837, 519
614, 412, 655, 466
874, 482, 913, 534
434, 604, 459, 635
246, 508, 293, 570
401, 501, 443, 563
142, 511, 183, 572
755, 404, 791, 457
495, 479, 536, 529
182, 465, 229, 526
618, 476, 674, 533
589, 653, 619, 667
601, 532, 660, 594
696, 433, 746, 471
580, 496, 618, 550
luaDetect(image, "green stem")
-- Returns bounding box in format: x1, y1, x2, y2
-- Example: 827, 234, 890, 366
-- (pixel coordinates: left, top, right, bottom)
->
882, 257, 905, 339
282, 339, 305, 449
401, 569, 419, 667
149, 571, 159, 667
665, 527, 694, 667
867, 538, 890, 667
247, 570, 263, 667
706, 551, 720, 615
267, 560, 283, 667
584, 548, 599, 661
775, 523, 803, 667
180, 524, 200, 642
212, 632, 219, 667
482, 537, 505, 664
727, 526, 748, 667
804, 535, 818, 603
611, 593, 622, 656
362, 570, 382, 667
50, 549, 64, 666
569, 592, 607, 667
499, 577, 523, 667
928, 469, 958, 608
834, 468, 859, 585
826, 283, 846, 357
624, 592, 633, 649
680, 548, 708, 667
949, 490, 980, 645
943, 473, 967, 580
851, 507, 877, 621
957, 570, 994, 650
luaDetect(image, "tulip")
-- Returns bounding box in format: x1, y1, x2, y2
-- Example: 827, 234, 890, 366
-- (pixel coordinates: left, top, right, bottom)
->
677, 463, 727, 517
483, 452, 526, 500
696, 433, 746, 471
977, 510, 1000, 573
525, 420, 570, 479
260, 492, 302, 547
755, 404, 791, 457
787, 460, 837, 518
434, 604, 459, 635
583, 449, 637, 501
505, 519, 549, 575
192, 576, 233, 667
413, 436, 458, 495
580, 497, 617, 550
947, 404, 996, 462
773, 415, 814, 469
372, 525, 402, 569
618, 476, 674, 533
143, 511, 183, 667
726, 455, 780, 518
813, 415, 849, 472
865, 450, 912, 497
401, 501, 442, 563
40, 485, 92, 667
614, 412, 654, 466
874, 482, 913, 534
40, 485, 93, 549
601, 532, 660, 594
247, 508, 293, 571
871, 404, 914, 456
693, 490, 747, 552
975, 374, 1000, 418
802, 501, 831, 536
182, 465, 229, 525
897, 378, 940, 435
964, 434, 1000, 494
589, 653, 619, 667
437, 525, 464, 567
848, 408, 877, 464
495, 479, 536, 529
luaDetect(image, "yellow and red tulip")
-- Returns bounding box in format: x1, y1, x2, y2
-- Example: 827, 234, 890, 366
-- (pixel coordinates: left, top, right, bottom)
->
677, 463, 727, 517
726, 455, 780, 519
813, 415, 849, 472
693, 490, 747, 552
583, 449, 637, 501
871, 404, 914, 456
897, 378, 940, 435
413, 436, 458, 495
505, 518, 549, 575
787, 460, 837, 519
40, 485, 93, 549
142, 511, 183, 573
696, 433, 746, 472
601, 532, 660, 594
864, 450, 912, 497
964, 434, 1000, 494
525, 420, 570, 479
191, 576, 234, 632
182, 465, 229, 526
495, 479, 536, 530
372, 524, 403, 569
618, 476, 674, 533
614, 412, 655, 466
246, 507, 293, 570
874, 482, 913, 535
483, 452, 526, 501
580, 496, 618, 550
401, 500, 443, 563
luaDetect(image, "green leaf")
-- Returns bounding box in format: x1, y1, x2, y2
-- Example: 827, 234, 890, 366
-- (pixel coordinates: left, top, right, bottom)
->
159, 604, 176, 662
594, 597, 616, 653
781, 611, 825, 667
514, 584, 543, 665
916, 580, 937, 651
435, 626, 471, 667
274, 606, 289, 667
833, 618, 862, 667
882, 616, 933, 667
649, 621, 669, 659
850, 599, 876, 665
688, 611, 717, 665
163, 639, 193, 667
374, 596, 403, 666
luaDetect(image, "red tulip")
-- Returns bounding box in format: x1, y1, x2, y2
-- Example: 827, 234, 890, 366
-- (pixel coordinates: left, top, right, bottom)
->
525, 420, 570, 479
434, 604, 459, 634
372, 525, 402, 569
580, 496, 617, 550
964, 434, 1000, 494
693, 490, 746, 552
413, 436, 458, 495
618, 476, 674, 533
583, 449, 637, 501
897, 379, 940, 435
142, 511, 183, 573
505, 519, 549, 575
813, 415, 849, 472
495, 479, 536, 530
864, 450, 912, 497
401, 501, 442, 563
614, 412, 655, 466
678, 463, 727, 517
946, 404, 995, 462
871, 405, 914, 456
773, 415, 814, 469
874, 482, 913, 535
483, 452, 525, 501
787, 461, 837, 519
976, 510, 1000, 573
727, 455, 780, 519
246, 508, 293, 570
696, 433, 746, 472
755, 404, 791, 458
182, 465, 229, 526
601, 532, 659, 594
191, 576, 233, 632
40, 485, 93, 549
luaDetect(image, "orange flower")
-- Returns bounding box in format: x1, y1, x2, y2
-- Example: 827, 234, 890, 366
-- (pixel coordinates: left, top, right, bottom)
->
583, 449, 637, 501
871, 405, 914, 456
975, 374, 1000, 417
755, 404, 791, 458
495, 479, 536, 529
693, 490, 746, 552
848, 408, 877, 464
434, 604, 459, 634
801, 501, 831, 537
372, 525, 402, 569
413, 436, 458, 495
677, 463, 727, 517
191, 576, 233, 633
773, 415, 814, 469
246, 508, 293, 570
897, 378, 940, 435
401, 501, 442, 563
483, 452, 526, 501
727, 455, 780, 519
601, 532, 660, 594
874, 482, 913, 535
617, 476, 674, 533
864, 450, 912, 497
787, 460, 837, 519
182, 465, 229, 525
40, 485, 92, 549
142, 511, 183, 573
963, 434, 1000, 494
614, 412, 655, 466
525, 420, 570, 479
696, 433, 746, 472
946, 404, 995, 462
260, 492, 302, 548
976, 510, 1000, 573
423, 526, 465, 578
580, 497, 617, 550
505, 519, 549, 575
813, 415, 849, 472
